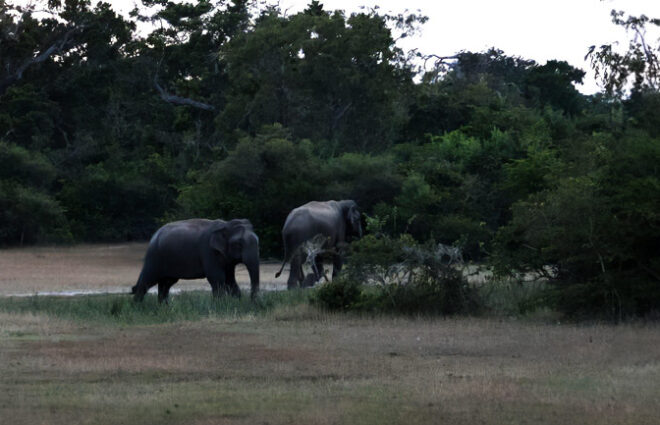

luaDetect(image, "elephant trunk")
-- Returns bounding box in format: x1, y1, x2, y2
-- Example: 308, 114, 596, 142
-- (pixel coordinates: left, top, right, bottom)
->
244, 250, 260, 299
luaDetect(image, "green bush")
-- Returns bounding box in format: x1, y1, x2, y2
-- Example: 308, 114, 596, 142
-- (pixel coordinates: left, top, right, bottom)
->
493, 132, 660, 320
312, 234, 482, 315
311, 277, 362, 311
0, 142, 70, 244
59, 159, 175, 241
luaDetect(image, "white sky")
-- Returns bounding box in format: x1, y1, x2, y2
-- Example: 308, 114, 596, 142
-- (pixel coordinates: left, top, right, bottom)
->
112, 0, 660, 94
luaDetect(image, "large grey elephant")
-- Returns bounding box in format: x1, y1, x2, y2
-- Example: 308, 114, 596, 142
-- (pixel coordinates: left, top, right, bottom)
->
132, 218, 260, 302
275, 200, 362, 289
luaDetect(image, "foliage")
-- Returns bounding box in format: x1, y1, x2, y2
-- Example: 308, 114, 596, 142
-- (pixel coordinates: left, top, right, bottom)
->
493, 133, 660, 320
0, 141, 69, 244
322, 153, 401, 209
59, 158, 177, 240
218, 4, 418, 152
312, 234, 481, 315
587, 10, 660, 96
176, 124, 323, 254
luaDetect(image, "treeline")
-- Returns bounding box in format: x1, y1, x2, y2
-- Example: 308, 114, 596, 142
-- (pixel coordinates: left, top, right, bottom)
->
1, 1, 659, 318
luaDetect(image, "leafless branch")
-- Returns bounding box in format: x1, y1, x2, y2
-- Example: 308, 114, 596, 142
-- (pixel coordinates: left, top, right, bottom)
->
331, 102, 352, 130
422, 53, 460, 69
153, 76, 215, 111
0, 26, 81, 96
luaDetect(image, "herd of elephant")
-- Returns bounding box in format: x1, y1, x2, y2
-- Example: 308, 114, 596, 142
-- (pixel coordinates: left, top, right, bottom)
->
131, 200, 363, 302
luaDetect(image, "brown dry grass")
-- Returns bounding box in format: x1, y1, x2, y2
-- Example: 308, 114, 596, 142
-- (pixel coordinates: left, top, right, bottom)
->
0, 244, 289, 295
2, 309, 660, 425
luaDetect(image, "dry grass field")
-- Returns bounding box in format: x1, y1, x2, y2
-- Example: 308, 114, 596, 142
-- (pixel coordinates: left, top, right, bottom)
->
2, 307, 660, 425
1, 245, 660, 424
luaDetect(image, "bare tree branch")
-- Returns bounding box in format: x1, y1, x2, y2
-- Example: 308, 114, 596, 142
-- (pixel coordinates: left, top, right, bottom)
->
331, 102, 352, 130
0, 26, 80, 96
153, 76, 215, 111
422, 53, 460, 69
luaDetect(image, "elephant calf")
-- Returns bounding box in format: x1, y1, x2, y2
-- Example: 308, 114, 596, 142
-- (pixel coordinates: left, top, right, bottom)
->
275, 200, 362, 289
132, 218, 260, 302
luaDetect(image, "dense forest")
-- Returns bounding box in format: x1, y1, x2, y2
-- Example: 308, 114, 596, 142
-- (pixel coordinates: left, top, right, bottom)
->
1, 0, 659, 318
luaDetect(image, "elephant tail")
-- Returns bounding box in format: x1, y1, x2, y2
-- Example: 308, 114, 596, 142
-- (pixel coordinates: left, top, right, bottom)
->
275, 260, 287, 278
275, 231, 302, 278
275, 234, 291, 278
275, 244, 290, 278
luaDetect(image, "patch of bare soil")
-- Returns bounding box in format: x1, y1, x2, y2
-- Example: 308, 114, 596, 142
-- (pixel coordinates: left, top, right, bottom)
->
0, 244, 290, 295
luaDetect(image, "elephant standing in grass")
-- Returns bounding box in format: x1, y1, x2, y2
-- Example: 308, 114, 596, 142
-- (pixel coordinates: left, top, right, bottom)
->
275, 200, 362, 289
132, 218, 260, 302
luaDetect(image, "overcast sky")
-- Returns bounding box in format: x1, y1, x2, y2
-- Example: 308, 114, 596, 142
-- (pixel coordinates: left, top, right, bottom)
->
113, 0, 660, 94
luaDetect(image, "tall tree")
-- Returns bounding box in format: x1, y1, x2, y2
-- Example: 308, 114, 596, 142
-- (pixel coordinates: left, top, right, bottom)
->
218, 4, 422, 153
587, 10, 660, 96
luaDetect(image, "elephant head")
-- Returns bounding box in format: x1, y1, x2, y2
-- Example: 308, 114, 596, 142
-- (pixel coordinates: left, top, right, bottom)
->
210, 219, 260, 298
340, 200, 363, 240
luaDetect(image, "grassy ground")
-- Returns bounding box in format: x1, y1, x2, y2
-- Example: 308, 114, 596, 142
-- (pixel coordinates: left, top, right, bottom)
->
1, 291, 660, 425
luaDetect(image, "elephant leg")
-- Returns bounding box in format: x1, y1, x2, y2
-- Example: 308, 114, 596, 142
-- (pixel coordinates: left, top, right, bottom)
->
206, 268, 226, 298
314, 255, 326, 283
332, 254, 343, 278
157, 278, 178, 304
301, 273, 317, 288
287, 253, 304, 289
225, 265, 241, 298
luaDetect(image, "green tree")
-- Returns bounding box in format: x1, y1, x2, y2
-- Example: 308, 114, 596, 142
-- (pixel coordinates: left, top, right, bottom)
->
494, 132, 660, 319
218, 4, 420, 152
587, 10, 660, 96
0, 141, 69, 244
176, 125, 323, 255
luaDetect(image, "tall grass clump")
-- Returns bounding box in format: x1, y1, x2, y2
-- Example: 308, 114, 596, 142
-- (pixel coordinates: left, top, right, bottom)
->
477, 277, 553, 318
0, 290, 311, 325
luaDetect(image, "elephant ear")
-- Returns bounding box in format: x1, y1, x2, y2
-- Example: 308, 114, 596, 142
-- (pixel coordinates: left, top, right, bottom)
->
209, 222, 229, 257
344, 201, 362, 237
344, 203, 358, 225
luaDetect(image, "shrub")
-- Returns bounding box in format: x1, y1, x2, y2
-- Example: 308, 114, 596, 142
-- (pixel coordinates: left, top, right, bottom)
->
311, 277, 362, 311
312, 234, 482, 315
0, 142, 70, 244
493, 133, 660, 320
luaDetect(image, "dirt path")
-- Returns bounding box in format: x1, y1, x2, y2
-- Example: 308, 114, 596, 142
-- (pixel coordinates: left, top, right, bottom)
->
0, 243, 292, 296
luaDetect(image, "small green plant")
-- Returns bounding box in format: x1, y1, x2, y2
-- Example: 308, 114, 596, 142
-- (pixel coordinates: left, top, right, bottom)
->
311, 277, 362, 311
